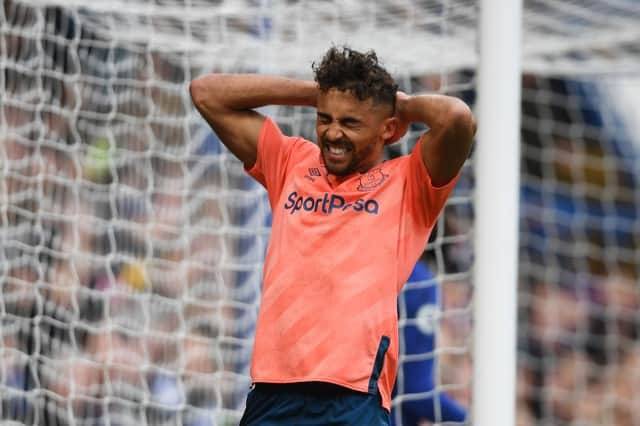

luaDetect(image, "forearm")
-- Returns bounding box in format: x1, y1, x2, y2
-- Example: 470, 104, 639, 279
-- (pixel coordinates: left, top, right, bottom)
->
190, 73, 317, 112
189, 74, 318, 168
397, 93, 475, 134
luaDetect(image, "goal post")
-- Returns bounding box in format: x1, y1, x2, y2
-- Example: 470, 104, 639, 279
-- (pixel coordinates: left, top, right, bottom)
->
473, 1, 522, 425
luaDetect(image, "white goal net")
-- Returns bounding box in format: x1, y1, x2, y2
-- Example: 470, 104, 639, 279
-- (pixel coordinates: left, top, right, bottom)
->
1, 1, 639, 425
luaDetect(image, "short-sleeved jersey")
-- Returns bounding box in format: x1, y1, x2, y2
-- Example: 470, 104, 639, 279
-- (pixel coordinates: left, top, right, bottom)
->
246, 117, 459, 411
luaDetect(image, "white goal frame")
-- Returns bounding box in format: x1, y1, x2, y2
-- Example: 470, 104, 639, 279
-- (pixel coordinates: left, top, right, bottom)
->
473, 1, 522, 425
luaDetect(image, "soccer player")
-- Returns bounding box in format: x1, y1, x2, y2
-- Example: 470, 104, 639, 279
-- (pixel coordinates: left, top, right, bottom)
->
190, 45, 475, 425
393, 259, 467, 425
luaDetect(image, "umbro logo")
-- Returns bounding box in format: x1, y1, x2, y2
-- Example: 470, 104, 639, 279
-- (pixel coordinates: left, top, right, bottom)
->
308, 167, 321, 177
304, 167, 324, 182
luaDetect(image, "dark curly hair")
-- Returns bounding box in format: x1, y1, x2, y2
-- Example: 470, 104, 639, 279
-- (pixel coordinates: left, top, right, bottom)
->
312, 46, 398, 114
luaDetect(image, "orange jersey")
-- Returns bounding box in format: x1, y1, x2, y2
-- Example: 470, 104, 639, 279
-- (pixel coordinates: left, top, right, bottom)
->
246, 118, 459, 410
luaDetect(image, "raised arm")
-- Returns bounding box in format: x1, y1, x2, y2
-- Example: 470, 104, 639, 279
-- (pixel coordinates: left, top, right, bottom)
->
396, 93, 476, 187
189, 74, 318, 168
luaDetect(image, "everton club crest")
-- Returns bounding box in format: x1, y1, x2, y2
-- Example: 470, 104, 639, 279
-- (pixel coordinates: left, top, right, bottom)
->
357, 168, 388, 191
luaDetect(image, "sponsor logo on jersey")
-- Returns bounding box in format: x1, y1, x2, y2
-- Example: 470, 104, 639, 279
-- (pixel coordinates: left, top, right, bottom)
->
283, 191, 379, 215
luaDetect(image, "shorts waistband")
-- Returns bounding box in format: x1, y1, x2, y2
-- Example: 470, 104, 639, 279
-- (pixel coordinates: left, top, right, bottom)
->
253, 382, 358, 397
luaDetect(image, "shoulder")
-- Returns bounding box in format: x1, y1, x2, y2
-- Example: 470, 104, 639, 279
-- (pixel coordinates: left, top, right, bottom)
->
260, 117, 319, 155
378, 143, 423, 178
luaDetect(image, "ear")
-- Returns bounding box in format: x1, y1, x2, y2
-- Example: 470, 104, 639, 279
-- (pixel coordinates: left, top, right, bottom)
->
384, 116, 409, 145
380, 116, 398, 143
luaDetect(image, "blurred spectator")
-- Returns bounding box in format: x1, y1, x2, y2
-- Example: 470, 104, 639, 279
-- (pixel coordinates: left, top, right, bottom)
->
587, 273, 640, 364
526, 280, 589, 354
516, 364, 536, 426
605, 343, 640, 426
542, 348, 600, 425
439, 278, 473, 410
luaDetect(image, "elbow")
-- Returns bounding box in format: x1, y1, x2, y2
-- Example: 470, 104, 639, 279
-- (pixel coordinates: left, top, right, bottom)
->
468, 108, 478, 138
451, 98, 476, 136
189, 74, 226, 113
449, 99, 477, 152
189, 76, 208, 110
464, 104, 477, 138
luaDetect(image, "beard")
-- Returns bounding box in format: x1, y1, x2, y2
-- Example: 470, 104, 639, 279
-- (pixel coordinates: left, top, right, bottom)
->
319, 136, 357, 176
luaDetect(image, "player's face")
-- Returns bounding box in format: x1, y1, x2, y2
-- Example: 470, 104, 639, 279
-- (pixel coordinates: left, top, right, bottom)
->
316, 88, 394, 177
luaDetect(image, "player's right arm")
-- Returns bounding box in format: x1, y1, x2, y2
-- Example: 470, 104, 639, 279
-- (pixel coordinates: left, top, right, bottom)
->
189, 74, 317, 168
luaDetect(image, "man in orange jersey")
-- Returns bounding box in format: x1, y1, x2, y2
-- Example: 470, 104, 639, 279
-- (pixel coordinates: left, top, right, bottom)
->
190, 46, 476, 425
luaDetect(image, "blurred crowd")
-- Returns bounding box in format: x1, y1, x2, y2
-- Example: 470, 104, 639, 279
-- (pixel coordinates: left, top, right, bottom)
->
2, 2, 640, 426
2, 3, 263, 425
425, 73, 640, 425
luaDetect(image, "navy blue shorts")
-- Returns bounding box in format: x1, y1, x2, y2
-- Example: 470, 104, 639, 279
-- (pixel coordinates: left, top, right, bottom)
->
239, 382, 390, 426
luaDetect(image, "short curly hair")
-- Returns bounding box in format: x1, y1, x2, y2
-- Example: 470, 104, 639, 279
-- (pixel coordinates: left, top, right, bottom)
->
312, 46, 398, 114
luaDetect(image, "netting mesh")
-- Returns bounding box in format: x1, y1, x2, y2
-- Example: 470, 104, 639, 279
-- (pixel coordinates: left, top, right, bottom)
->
517, 75, 640, 425
1, 0, 639, 425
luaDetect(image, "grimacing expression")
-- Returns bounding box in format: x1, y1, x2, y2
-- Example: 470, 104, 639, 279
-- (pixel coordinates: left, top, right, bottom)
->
316, 88, 395, 177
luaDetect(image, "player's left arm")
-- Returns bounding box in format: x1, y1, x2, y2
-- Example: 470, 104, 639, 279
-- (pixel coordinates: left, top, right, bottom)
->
395, 93, 476, 187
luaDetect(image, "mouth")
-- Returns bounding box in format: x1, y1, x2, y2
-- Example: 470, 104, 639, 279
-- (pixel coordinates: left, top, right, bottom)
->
322, 139, 353, 162
327, 145, 348, 155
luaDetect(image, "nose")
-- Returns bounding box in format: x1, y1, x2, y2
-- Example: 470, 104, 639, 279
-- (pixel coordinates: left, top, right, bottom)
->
324, 124, 345, 142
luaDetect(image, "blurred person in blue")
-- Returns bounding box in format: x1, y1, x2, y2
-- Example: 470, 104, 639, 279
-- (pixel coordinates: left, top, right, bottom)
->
392, 258, 467, 425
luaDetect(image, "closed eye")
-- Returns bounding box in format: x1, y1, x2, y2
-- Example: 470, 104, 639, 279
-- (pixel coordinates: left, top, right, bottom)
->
317, 112, 332, 125
341, 118, 361, 129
